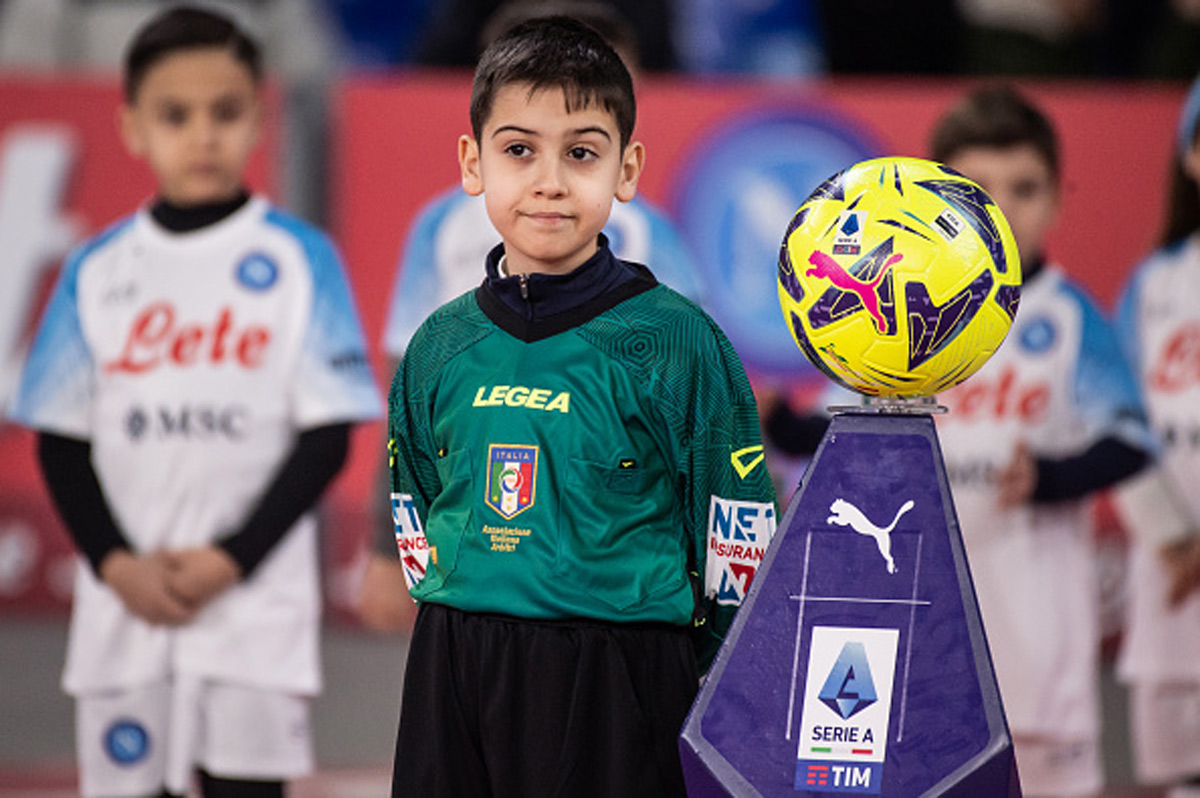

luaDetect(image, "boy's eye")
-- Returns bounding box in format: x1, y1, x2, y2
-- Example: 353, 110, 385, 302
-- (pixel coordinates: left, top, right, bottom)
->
1011, 180, 1043, 201
567, 146, 597, 161
504, 143, 532, 157
213, 98, 247, 124
160, 105, 188, 126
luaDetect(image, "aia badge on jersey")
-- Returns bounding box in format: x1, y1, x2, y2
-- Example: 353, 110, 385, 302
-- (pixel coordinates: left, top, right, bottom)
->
707, 496, 776, 605
486, 444, 537, 519
795, 626, 899, 793
391, 493, 429, 589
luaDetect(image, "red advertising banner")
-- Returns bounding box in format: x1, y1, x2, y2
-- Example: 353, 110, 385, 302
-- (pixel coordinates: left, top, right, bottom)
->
334, 73, 1183, 344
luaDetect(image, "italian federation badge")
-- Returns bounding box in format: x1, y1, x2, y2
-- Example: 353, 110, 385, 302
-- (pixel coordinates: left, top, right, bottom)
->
486, 444, 537, 519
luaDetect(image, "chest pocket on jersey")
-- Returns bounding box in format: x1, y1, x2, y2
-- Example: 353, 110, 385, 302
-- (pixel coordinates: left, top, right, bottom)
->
415, 448, 474, 595
557, 458, 686, 611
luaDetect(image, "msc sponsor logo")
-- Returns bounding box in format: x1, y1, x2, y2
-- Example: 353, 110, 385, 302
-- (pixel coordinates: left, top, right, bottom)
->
391, 492, 429, 589
1157, 422, 1200, 452
796, 626, 899, 793
472, 385, 570, 413
125, 404, 248, 442
706, 496, 775, 605
329, 350, 370, 372
486, 444, 538, 519
104, 303, 272, 374
104, 718, 150, 765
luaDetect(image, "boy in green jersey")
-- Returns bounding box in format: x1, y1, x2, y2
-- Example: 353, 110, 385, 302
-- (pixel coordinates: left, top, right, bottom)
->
386, 15, 777, 797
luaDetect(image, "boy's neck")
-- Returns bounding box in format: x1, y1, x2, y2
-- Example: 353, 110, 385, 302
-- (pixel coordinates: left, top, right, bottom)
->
150, 190, 251, 233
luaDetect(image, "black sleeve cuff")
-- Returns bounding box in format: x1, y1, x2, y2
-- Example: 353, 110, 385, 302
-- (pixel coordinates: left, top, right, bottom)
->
1033, 437, 1149, 503
217, 423, 352, 577
36, 432, 132, 576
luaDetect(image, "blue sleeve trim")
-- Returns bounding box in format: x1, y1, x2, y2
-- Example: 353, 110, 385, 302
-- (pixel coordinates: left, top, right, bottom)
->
11, 216, 135, 429
383, 187, 463, 357
1057, 279, 1150, 446
629, 197, 705, 304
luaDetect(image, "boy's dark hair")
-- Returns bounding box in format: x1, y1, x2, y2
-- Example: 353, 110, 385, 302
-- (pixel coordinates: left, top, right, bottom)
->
123, 5, 262, 102
1161, 154, 1200, 245
1162, 76, 1200, 245
929, 84, 1060, 180
469, 15, 636, 149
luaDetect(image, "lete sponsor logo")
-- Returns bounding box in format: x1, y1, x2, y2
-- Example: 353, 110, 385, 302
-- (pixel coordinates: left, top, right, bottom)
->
104, 303, 272, 374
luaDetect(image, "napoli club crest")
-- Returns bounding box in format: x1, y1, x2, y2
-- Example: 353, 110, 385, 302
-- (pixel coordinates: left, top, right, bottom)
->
486, 444, 538, 519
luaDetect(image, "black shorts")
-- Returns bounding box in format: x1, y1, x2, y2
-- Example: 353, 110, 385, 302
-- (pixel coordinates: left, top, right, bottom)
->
391, 602, 699, 798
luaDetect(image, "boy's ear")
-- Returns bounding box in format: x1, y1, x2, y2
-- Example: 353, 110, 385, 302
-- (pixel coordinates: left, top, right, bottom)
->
615, 140, 644, 203
459, 135, 483, 196
1184, 142, 1200, 183
118, 104, 145, 158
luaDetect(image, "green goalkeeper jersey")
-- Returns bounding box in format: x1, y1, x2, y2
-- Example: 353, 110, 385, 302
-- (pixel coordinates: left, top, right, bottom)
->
387, 248, 777, 665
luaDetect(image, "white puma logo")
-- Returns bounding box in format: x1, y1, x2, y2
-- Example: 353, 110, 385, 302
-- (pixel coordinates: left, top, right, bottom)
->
826, 498, 914, 574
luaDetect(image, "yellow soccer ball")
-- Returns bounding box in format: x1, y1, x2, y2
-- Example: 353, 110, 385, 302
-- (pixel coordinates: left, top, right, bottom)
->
777, 156, 1022, 398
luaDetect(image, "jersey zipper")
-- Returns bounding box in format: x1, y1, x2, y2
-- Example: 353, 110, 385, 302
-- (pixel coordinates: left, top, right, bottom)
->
518, 273, 532, 320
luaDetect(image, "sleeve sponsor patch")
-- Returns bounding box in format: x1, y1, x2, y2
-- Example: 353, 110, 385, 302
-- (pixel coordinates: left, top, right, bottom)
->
391, 492, 429, 589
706, 496, 776, 606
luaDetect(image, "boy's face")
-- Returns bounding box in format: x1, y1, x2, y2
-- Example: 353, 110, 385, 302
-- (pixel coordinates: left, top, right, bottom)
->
945, 144, 1059, 272
121, 47, 262, 206
459, 83, 644, 276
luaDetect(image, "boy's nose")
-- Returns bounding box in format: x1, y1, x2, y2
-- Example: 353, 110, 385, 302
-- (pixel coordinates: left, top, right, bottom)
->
532, 159, 567, 197
191, 116, 220, 148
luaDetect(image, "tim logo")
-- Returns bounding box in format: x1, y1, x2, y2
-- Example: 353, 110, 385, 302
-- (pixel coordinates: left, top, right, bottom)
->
391, 493, 429, 589
486, 444, 537, 519
826, 497, 913, 574
806, 248, 903, 333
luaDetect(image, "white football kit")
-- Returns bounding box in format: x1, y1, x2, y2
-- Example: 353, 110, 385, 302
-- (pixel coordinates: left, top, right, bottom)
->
1115, 233, 1200, 784
381, 188, 705, 357
936, 265, 1151, 796
11, 196, 382, 793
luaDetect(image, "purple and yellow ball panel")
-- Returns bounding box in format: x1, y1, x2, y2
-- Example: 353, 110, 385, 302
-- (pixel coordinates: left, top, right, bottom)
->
777, 157, 1022, 398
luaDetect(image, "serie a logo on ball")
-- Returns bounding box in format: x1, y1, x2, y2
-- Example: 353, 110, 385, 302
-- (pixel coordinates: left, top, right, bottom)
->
777, 157, 1022, 397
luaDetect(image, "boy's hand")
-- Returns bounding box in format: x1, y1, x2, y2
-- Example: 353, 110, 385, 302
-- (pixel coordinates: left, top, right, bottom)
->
1161, 536, 1200, 607
164, 546, 242, 608
356, 552, 417, 634
996, 440, 1037, 510
99, 549, 195, 626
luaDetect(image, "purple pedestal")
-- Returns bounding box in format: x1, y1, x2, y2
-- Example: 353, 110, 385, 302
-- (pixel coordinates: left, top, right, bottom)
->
680, 411, 1020, 796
